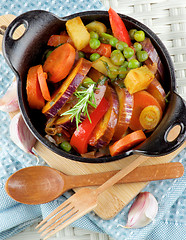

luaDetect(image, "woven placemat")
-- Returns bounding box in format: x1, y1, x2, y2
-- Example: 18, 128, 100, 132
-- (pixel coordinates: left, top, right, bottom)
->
3, 1, 186, 240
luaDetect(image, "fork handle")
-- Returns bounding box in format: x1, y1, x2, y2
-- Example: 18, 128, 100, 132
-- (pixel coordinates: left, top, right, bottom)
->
95, 155, 149, 196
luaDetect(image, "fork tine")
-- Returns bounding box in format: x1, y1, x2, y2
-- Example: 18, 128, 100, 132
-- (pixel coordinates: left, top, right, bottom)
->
36, 198, 72, 229
41, 207, 78, 237
38, 203, 75, 233
42, 207, 92, 240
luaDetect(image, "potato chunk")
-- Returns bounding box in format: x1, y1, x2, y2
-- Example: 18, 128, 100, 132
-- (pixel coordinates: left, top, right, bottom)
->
66, 17, 90, 50
124, 65, 154, 94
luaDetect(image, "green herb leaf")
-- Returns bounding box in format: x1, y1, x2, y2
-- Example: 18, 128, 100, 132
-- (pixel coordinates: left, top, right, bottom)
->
60, 84, 97, 130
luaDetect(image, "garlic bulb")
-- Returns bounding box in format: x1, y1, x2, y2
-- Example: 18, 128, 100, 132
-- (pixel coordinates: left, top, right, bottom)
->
9, 112, 36, 154
0, 81, 19, 112
125, 192, 158, 228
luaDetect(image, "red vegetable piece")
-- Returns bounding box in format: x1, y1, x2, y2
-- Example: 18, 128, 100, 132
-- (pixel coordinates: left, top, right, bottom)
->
26, 65, 45, 110
37, 65, 51, 101
109, 130, 147, 156
47, 35, 74, 47
108, 7, 131, 46
43, 43, 76, 83
82, 43, 111, 58
70, 97, 110, 154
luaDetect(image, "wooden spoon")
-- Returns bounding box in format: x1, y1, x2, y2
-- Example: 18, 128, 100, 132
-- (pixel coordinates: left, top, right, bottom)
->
5, 162, 183, 204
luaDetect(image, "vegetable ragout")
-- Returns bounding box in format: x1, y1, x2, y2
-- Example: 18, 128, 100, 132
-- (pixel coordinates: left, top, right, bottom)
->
26, 8, 166, 157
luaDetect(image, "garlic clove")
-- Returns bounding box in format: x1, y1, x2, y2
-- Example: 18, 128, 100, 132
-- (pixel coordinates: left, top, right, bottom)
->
9, 112, 36, 154
125, 192, 158, 228
0, 80, 19, 112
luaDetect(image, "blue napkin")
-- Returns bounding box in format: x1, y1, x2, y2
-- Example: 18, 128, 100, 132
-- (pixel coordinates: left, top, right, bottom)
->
0, 0, 186, 239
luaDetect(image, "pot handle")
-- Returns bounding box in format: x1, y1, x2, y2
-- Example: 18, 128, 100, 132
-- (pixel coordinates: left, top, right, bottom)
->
134, 91, 186, 156
2, 10, 60, 75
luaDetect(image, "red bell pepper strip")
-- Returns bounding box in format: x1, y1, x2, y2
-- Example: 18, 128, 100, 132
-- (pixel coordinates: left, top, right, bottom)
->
82, 43, 111, 58
70, 97, 109, 154
108, 7, 132, 46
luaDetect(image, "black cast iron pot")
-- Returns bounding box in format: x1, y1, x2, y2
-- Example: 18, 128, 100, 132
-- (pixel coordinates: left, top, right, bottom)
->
2, 10, 186, 163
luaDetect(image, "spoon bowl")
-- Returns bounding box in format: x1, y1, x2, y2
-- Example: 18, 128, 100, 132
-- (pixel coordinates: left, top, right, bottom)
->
5, 162, 184, 205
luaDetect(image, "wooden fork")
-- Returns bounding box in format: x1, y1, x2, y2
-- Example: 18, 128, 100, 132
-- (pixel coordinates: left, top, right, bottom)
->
36, 155, 149, 239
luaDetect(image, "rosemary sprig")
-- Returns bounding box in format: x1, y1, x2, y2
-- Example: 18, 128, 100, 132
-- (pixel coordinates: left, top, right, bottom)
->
60, 84, 97, 130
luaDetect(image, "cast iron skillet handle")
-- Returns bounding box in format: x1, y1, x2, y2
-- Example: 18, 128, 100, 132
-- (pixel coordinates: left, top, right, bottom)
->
2, 10, 61, 75
134, 91, 186, 156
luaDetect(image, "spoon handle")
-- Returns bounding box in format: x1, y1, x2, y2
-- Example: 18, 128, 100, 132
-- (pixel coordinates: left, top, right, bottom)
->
65, 162, 183, 190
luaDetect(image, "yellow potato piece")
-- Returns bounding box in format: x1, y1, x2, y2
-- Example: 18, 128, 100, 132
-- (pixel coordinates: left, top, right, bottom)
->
124, 65, 154, 94
66, 17, 90, 50
92, 56, 118, 76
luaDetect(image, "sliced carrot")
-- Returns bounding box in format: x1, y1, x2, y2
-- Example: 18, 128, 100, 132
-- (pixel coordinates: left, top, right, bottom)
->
47, 35, 74, 47
139, 105, 161, 130
109, 130, 146, 156
82, 43, 112, 58
43, 43, 76, 83
37, 65, 51, 101
129, 90, 163, 131
26, 65, 45, 109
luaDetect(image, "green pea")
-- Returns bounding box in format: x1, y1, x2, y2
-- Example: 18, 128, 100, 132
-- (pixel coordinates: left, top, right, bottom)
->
128, 59, 140, 69
78, 51, 85, 59
82, 77, 96, 88
121, 61, 129, 68
129, 29, 137, 40
90, 53, 100, 61
89, 38, 101, 49
118, 65, 128, 79
109, 37, 119, 47
90, 31, 99, 39
123, 47, 134, 59
133, 42, 142, 52
136, 50, 148, 62
60, 141, 71, 152
116, 41, 128, 51
110, 50, 125, 66
134, 30, 145, 42
107, 66, 118, 80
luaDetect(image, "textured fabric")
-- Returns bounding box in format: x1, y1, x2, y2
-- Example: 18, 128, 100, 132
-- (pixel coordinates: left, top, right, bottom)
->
0, 0, 186, 240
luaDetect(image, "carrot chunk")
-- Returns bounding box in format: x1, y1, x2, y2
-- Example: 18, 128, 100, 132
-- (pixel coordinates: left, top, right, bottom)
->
129, 90, 163, 131
109, 130, 146, 156
26, 65, 45, 109
37, 65, 51, 101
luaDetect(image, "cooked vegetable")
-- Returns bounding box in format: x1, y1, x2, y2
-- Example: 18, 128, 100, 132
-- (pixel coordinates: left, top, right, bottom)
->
43, 43, 76, 83
141, 38, 164, 81
110, 50, 125, 66
90, 53, 100, 61
129, 90, 163, 131
89, 38, 101, 49
82, 43, 111, 57
37, 65, 51, 101
70, 97, 109, 154
139, 105, 161, 130
124, 65, 154, 94
123, 47, 134, 59
60, 84, 97, 129
109, 130, 147, 156
59, 141, 72, 152
42, 58, 92, 117
113, 87, 134, 140
92, 56, 118, 76
108, 7, 131, 46
128, 59, 140, 69
86, 21, 107, 35
134, 30, 145, 42
26, 65, 45, 109
47, 35, 73, 47
66, 16, 90, 50
136, 50, 148, 62
89, 86, 119, 148
146, 78, 166, 111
